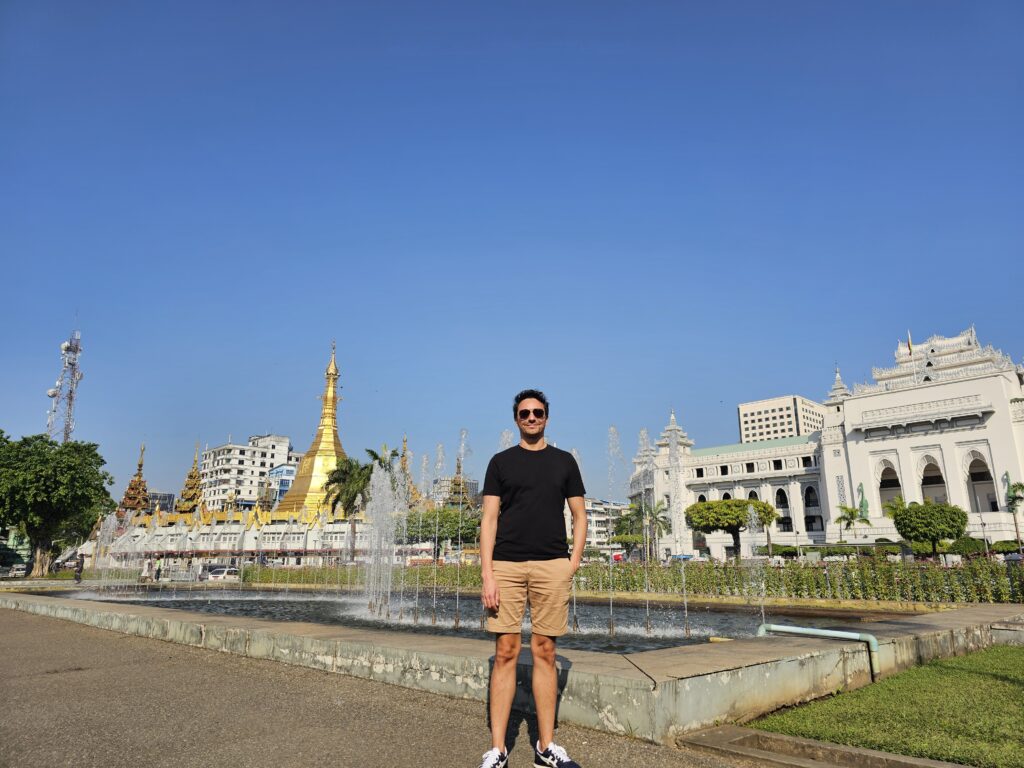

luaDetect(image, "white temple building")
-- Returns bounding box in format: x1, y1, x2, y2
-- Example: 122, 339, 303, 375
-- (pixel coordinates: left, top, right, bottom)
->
629, 328, 1024, 560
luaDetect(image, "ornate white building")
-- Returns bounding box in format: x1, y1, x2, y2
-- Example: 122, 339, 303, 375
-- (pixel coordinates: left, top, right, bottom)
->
630, 328, 1024, 560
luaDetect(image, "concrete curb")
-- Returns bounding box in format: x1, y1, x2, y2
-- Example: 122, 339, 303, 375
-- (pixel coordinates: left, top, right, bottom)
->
681, 725, 967, 767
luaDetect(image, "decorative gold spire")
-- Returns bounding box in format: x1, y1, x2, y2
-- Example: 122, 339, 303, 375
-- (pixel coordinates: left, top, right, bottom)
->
445, 455, 474, 508
400, 434, 422, 505
273, 345, 348, 522
118, 443, 150, 519
175, 444, 202, 514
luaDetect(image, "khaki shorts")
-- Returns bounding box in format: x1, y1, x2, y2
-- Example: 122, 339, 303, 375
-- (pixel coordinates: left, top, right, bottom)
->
486, 558, 573, 637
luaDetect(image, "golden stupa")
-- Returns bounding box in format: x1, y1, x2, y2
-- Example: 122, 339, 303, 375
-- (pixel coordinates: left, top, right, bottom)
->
271, 344, 347, 522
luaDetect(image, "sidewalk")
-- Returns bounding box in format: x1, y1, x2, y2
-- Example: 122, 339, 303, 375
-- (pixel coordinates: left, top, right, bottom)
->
0, 609, 756, 768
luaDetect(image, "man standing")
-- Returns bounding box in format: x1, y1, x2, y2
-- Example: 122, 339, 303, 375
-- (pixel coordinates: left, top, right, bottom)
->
479, 389, 587, 768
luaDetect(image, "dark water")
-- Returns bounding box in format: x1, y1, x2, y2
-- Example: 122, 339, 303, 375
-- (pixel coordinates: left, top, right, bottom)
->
74, 588, 846, 653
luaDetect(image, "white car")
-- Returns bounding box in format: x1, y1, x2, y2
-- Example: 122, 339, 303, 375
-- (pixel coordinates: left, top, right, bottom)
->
206, 567, 240, 582
8, 564, 28, 578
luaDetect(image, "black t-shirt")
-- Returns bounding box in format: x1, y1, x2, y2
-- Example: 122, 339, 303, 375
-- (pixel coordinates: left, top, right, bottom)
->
483, 445, 586, 562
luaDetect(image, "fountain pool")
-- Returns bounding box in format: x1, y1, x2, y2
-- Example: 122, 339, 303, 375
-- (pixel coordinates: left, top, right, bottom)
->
68, 588, 846, 654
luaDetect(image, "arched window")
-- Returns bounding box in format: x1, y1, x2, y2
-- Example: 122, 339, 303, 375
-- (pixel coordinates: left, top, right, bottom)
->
967, 457, 997, 514
879, 464, 902, 507
920, 461, 947, 504
697, 494, 707, 503
748, 490, 759, 501
775, 488, 789, 509
804, 486, 819, 508
722, 492, 732, 500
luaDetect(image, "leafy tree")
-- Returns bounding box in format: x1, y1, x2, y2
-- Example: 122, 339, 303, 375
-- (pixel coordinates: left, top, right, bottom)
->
324, 456, 372, 561
0, 432, 115, 576
884, 496, 968, 556
403, 506, 480, 559
685, 498, 779, 561
615, 501, 672, 560
645, 501, 672, 560
1005, 481, 1024, 555
835, 505, 873, 542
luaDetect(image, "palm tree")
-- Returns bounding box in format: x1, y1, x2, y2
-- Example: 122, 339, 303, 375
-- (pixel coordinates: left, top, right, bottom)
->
324, 456, 373, 562
614, 501, 670, 561
366, 444, 399, 473
646, 501, 671, 561
835, 504, 872, 544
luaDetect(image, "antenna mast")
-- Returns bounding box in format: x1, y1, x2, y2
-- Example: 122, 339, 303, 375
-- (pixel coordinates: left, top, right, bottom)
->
46, 329, 84, 443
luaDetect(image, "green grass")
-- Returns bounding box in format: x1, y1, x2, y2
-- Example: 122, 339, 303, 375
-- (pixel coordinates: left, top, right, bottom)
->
751, 646, 1024, 768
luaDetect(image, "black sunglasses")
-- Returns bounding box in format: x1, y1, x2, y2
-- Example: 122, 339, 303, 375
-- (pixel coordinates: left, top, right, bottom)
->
518, 408, 547, 420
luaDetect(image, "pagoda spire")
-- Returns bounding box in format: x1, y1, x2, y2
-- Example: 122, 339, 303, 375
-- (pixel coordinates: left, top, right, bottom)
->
445, 455, 474, 508
118, 443, 150, 519
400, 434, 423, 506
174, 443, 203, 516
273, 344, 348, 522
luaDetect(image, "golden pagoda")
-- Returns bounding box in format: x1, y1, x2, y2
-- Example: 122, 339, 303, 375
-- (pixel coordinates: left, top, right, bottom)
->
271, 343, 347, 523
119, 444, 151, 521
165, 444, 203, 526
446, 455, 475, 509
400, 434, 423, 506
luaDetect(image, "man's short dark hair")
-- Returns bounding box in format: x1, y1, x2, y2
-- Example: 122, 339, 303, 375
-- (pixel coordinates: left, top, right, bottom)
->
513, 389, 549, 417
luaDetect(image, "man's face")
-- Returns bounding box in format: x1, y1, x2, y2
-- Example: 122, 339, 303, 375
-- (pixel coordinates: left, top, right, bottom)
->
516, 397, 547, 437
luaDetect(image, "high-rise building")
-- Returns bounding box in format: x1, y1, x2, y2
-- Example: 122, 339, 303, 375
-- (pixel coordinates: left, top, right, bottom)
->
562, 498, 629, 553
200, 434, 303, 511
738, 395, 825, 443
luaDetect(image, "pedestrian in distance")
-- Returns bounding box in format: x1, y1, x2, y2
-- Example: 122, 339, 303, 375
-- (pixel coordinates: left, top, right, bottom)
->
73, 555, 84, 584
478, 389, 587, 768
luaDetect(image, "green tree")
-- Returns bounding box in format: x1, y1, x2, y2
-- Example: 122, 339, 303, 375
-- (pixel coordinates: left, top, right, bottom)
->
0, 432, 115, 576
366, 444, 399, 475
884, 496, 968, 556
645, 501, 672, 561
835, 504, 873, 543
612, 504, 649, 560
404, 506, 481, 559
1005, 481, 1024, 555
324, 456, 373, 561
685, 498, 779, 561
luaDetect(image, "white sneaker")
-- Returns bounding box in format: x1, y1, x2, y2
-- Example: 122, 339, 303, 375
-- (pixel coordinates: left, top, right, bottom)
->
534, 741, 581, 767
479, 747, 509, 768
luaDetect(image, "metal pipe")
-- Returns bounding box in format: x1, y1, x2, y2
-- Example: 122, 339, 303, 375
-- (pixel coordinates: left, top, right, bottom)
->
757, 623, 881, 681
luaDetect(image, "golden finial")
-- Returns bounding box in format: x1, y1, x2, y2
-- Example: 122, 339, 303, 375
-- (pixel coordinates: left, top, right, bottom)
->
326, 340, 339, 376
137, 443, 146, 471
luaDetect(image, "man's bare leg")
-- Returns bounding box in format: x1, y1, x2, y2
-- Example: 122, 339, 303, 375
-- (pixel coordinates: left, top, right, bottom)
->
489, 633, 522, 750
530, 633, 558, 748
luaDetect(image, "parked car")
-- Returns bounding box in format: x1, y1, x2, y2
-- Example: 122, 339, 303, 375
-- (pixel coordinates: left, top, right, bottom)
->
8, 563, 28, 578
206, 567, 240, 582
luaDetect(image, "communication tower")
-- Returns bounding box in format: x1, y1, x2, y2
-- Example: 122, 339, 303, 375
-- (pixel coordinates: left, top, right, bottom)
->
46, 330, 84, 443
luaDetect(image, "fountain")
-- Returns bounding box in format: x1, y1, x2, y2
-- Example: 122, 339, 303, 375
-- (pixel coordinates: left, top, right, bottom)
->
748, 503, 768, 627
606, 425, 624, 636
364, 466, 398, 617
431, 442, 445, 624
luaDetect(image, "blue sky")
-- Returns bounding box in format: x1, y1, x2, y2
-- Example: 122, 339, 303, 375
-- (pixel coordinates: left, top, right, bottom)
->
2, 1, 1022, 500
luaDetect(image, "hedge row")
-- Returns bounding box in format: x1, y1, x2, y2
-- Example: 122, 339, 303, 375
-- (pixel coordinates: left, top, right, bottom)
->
241, 560, 1024, 604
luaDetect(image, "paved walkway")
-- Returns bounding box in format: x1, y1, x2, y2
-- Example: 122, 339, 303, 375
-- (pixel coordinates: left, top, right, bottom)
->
0, 610, 755, 768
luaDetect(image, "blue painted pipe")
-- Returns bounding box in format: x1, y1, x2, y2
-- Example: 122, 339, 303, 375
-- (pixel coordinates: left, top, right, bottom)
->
757, 623, 880, 681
